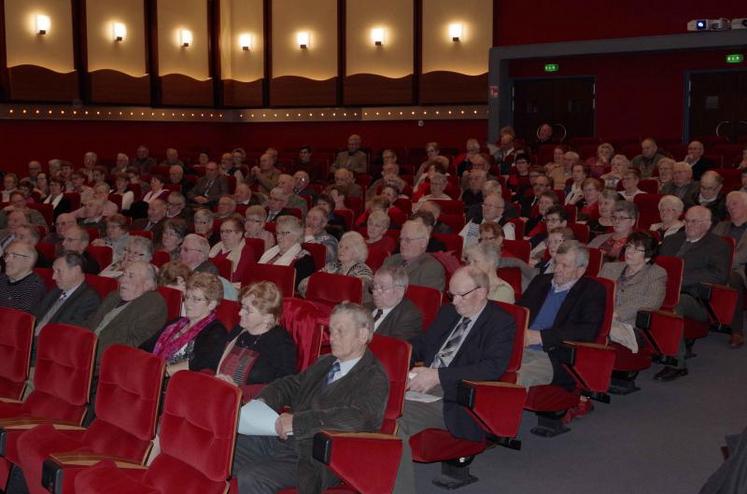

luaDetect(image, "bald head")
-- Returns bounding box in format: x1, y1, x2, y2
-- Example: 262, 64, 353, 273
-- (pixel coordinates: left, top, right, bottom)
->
684, 205, 712, 241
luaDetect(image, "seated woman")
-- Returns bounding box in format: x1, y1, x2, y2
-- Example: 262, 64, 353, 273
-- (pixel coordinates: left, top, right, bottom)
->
215, 281, 296, 399
413, 171, 451, 211
31, 173, 49, 202
575, 177, 603, 221
313, 193, 347, 239
159, 218, 188, 261
649, 195, 685, 239
112, 172, 135, 212
524, 191, 560, 239
365, 209, 396, 254
141, 272, 227, 374
304, 206, 339, 265
209, 216, 255, 282
464, 241, 514, 303
587, 189, 618, 238
130, 174, 169, 219
585, 142, 614, 178
91, 213, 130, 263
599, 232, 667, 353
244, 205, 276, 252
506, 152, 532, 199
258, 215, 315, 289
655, 158, 675, 191
298, 231, 374, 303
619, 168, 645, 201
600, 154, 630, 190
99, 233, 152, 278
412, 161, 449, 202
42, 178, 71, 218
533, 226, 576, 275
589, 200, 638, 262
193, 207, 220, 245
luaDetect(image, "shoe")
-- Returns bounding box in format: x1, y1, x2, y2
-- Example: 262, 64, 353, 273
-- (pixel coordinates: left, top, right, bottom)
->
562, 399, 594, 424
654, 367, 688, 382
730, 333, 744, 349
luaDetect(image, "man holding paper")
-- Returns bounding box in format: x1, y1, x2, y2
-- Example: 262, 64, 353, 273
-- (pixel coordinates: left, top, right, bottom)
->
232, 303, 389, 494
394, 266, 516, 493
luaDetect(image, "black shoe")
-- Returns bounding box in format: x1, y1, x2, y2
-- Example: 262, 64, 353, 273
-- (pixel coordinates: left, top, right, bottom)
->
654, 367, 688, 382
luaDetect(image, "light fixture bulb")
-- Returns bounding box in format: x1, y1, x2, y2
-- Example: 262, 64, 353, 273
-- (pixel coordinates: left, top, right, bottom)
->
112, 22, 126, 42
180, 29, 193, 47
36, 15, 51, 35
449, 23, 463, 42
371, 27, 384, 46
296, 31, 310, 49
239, 33, 253, 51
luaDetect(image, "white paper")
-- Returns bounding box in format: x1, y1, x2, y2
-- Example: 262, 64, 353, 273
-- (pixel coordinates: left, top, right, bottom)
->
238, 399, 280, 436
405, 391, 442, 403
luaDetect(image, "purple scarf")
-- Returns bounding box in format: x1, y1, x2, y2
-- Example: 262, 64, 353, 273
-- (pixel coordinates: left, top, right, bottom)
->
152, 311, 218, 361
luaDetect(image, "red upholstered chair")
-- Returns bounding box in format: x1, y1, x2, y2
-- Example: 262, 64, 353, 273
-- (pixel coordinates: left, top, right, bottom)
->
16, 346, 164, 494
33, 268, 55, 291
240, 264, 296, 297
569, 222, 590, 244
84, 275, 118, 301
523, 277, 616, 438
497, 267, 523, 299
129, 230, 154, 241
72, 371, 241, 494
433, 233, 463, 260
507, 217, 527, 238
345, 197, 364, 216
211, 257, 232, 281
216, 300, 240, 330
639, 179, 659, 194
301, 242, 327, 271
562, 204, 578, 223
306, 272, 363, 307
36, 243, 57, 265
365, 244, 391, 272
502, 239, 531, 263
431, 200, 465, 215
333, 209, 354, 231
280, 298, 325, 372
634, 193, 663, 231
29, 204, 53, 229
404, 285, 442, 332
0, 308, 34, 401
438, 213, 466, 233
157, 286, 183, 321
585, 247, 603, 277
409, 302, 528, 489
243, 238, 265, 264
85, 246, 113, 271
151, 250, 171, 267
84, 227, 100, 242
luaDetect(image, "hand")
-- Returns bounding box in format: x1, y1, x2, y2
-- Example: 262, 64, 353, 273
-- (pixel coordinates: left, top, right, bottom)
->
275, 413, 294, 440
193, 196, 208, 204
407, 367, 440, 393
524, 329, 542, 347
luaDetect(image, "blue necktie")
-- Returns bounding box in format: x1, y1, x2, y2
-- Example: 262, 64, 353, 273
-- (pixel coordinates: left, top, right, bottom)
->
325, 361, 341, 385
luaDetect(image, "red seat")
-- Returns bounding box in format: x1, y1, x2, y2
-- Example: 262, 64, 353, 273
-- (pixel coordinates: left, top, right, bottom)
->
129, 229, 153, 240
333, 209, 354, 231
438, 213, 465, 233
634, 193, 663, 231
569, 222, 590, 244
36, 242, 57, 264
157, 286, 183, 321
33, 267, 55, 291
638, 179, 659, 194
216, 299, 240, 330
85, 275, 118, 301
86, 246, 113, 271
301, 242, 327, 270
151, 250, 171, 267
497, 267, 523, 299
84, 227, 100, 242
507, 217, 527, 238
280, 298, 326, 372
240, 264, 296, 297
503, 239, 531, 263
585, 247, 603, 277
366, 244, 391, 272
212, 256, 232, 281
16, 346, 165, 494
404, 285, 442, 332
306, 272, 363, 306
345, 197, 364, 216
431, 199, 465, 215
63, 193, 80, 211
28, 203, 53, 227
242, 238, 265, 263
0, 308, 34, 401
433, 233, 463, 260
73, 371, 241, 494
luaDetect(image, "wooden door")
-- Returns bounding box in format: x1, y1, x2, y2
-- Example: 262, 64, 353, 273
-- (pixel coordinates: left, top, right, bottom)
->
689, 71, 747, 141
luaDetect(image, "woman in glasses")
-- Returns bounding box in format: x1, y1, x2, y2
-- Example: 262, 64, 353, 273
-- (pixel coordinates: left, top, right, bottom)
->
589, 201, 639, 262
209, 216, 254, 282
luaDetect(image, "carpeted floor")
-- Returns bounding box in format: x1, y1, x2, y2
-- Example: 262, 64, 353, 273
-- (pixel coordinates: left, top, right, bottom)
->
413, 333, 746, 494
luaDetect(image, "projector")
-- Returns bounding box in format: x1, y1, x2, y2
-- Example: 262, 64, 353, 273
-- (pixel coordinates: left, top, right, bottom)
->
732, 18, 747, 30
687, 18, 731, 31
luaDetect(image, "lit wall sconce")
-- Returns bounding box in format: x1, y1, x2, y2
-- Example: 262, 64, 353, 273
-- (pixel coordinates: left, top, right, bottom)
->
180, 29, 193, 47
239, 33, 253, 51
35, 15, 51, 35
296, 31, 309, 49
371, 27, 384, 47
448, 23, 463, 42
112, 22, 126, 42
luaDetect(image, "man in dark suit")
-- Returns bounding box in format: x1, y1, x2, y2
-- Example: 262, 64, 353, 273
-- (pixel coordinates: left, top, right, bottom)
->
187, 161, 229, 206
686, 140, 716, 181
657, 205, 731, 380
394, 266, 516, 493
232, 303, 389, 493
34, 252, 100, 333
61, 225, 100, 274
517, 241, 606, 388
372, 265, 423, 340
132, 198, 167, 246
687, 170, 727, 223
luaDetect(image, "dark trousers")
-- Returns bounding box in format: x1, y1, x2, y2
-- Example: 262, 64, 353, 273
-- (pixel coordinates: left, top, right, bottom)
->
727, 271, 745, 334
232, 435, 299, 494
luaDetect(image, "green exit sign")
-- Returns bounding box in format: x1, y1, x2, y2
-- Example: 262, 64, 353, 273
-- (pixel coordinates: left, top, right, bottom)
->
726, 53, 744, 64
544, 63, 559, 72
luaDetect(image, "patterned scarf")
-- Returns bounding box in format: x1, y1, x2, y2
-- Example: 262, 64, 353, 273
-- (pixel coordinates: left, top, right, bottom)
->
152, 310, 218, 361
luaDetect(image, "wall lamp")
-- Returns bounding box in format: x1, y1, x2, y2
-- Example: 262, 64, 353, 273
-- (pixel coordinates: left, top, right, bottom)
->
371, 27, 384, 47
180, 29, 193, 48
239, 33, 253, 51
35, 15, 51, 35
449, 23, 463, 42
296, 31, 309, 49
112, 22, 126, 42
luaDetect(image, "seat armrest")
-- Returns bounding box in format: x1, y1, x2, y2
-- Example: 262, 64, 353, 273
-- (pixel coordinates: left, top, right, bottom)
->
48, 452, 147, 469
702, 283, 739, 326
43, 453, 147, 494
560, 341, 616, 393
0, 419, 84, 456
312, 431, 402, 494
458, 381, 527, 438
636, 310, 684, 357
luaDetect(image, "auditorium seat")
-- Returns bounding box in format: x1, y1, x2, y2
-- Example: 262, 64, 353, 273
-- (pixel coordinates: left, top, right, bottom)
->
404, 284, 442, 331
33, 267, 55, 291
503, 239, 531, 263
280, 298, 326, 372
306, 272, 363, 306
634, 193, 663, 231
85, 275, 118, 301
431, 199, 465, 215
17, 346, 164, 494
28, 203, 53, 227
569, 222, 590, 244
433, 233, 463, 260
0, 308, 34, 401
129, 229, 154, 241
212, 256, 232, 280
301, 242, 327, 270
497, 266, 523, 299
157, 286, 183, 321
585, 247, 603, 277
151, 250, 171, 267
333, 209, 354, 231
507, 217, 527, 238
365, 244, 391, 272
240, 264, 296, 297
85, 246, 113, 271
72, 371, 241, 494
438, 213, 466, 233
216, 299, 240, 330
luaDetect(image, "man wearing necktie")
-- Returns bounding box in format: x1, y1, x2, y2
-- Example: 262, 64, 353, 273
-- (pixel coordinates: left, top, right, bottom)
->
393, 266, 516, 493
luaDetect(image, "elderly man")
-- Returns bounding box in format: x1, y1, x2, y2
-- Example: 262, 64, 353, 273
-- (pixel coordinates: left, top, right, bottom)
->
168, 164, 192, 195
86, 261, 166, 363
631, 138, 665, 178
160, 147, 184, 169
518, 241, 607, 388
14, 224, 50, 267
326, 169, 362, 199
278, 174, 308, 214
519, 173, 553, 217
77, 199, 107, 230
304, 206, 338, 265
658, 206, 731, 380
235, 182, 262, 207
712, 191, 747, 349
233, 303, 388, 493
188, 161, 228, 206
460, 168, 488, 211
133, 145, 156, 173
81, 151, 97, 182
0, 210, 28, 252
165, 191, 189, 220
215, 195, 238, 220
249, 153, 281, 195
333, 134, 368, 174
688, 170, 726, 222
34, 252, 100, 332
23, 160, 42, 185
460, 192, 516, 250
266, 187, 294, 222
367, 162, 407, 200
661, 162, 699, 202
62, 225, 100, 274
132, 198, 167, 245
394, 266, 516, 493
0, 241, 46, 312
293, 170, 317, 202
181, 233, 217, 274
220, 151, 245, 182
685, 140, 715, 180
111, 153, 130, 175
43, 212, 77, 251
371, 265, 423, 340
383, 220, 445, 291
0, 191, 47, 231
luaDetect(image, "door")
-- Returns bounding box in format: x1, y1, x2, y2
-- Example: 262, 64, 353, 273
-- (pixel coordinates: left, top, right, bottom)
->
689, 71, 747, 141
513, 77, 595, 141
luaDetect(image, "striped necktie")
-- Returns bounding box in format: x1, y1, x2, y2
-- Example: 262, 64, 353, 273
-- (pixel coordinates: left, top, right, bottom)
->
36, 291, 69, 334
432, 317, 472, 368
324, 361, 341, 385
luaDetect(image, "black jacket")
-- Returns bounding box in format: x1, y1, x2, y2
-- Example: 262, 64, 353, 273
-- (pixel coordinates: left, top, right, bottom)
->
33, 281, 100, 328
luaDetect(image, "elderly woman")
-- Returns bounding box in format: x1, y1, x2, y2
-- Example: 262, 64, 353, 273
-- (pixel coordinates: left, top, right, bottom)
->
99, 234, 153, 278
525, 191, 560, 238
655, 157, 675, 191
158, 261, 192, 293
298, 231, 374, 300
304, 206, 339, 265
587, 189, 618, 238
244, 205, 275, 252
209, 216, 253, 282
159, 218, 188, 260
42, 178, 71, 218
575, 177, 603, 221
589, 201, 638, 262
601, 154, 630, 190
600, 232, 667, 353
464, 242, 514, 303
586, 142, 615, 178
258, 215, 315, 288
534, 226, 576, 275
91, 213, 130, 262
365, 209, 395, 252
619, 168, 646, 201
414, 171, 451, 209
142, 174, 169, 203
193, 207, 220, 245
215, 281, 296, 397
32, 172, 49, 202
112, 172, 135, 211
141, 272, 227, 375
650, 195, 685, 238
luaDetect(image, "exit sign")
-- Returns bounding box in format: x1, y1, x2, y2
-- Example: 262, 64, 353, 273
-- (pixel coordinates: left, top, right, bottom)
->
726, 54, 744, 64
544, 63, 559, 72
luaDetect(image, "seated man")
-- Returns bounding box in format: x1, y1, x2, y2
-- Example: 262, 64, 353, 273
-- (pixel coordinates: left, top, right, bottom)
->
656, 206, 730, 380
394, 266, 516, 493
371, 265, 423, 340
278, 173, 308, 214
304, 206, 338, 265
232, 302, 388, 493
382, 219, 445, 291
517, 241, 606, 388
689, 170, 726, 224
187, 161, 229, 206
0, 240, 46, 312
266, 187, 294, 222
132, 198, 168, 245
42, 213, 77, 252
685, 140, 715, 180
179, 233, 238, 300
249, 153, 281, 195
661, 162, 699, 203
34, 252, 100, 332
325, 169, 363, 199
215, 194, 238, 220
460, 192, 516, 250
333, 134, 368, 174
62, 225, 100, 274
631, 138, 665, 178
85, 260, 167, 363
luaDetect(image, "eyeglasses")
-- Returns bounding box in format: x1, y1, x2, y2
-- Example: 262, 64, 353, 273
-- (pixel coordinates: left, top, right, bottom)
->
611, 216, 634, 222
181, 246, 205, 254
400, 237, 425, 244
220, 229, 241, 234
124, 249, 146, 257
183, 294, 208, 304
245, 218, 263, 224
3, 251, 31, 260
276, 231, 294, 237
448, 286, 480, 299
370, 284, 400, 293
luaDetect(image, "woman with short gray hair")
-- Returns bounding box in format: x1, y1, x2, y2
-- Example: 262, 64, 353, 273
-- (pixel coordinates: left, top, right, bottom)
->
464, 242, 515, 303
649, 195, 684, 238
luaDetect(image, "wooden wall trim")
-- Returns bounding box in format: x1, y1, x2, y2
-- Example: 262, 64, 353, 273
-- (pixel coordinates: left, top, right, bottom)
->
420, 71, 487, 104
222, 79, 263, 107
270, 76, 337, 107
343, 74, 413, 106
72, 0, 88, 103
0, 0, 8, 101
337, 0, 345, 106
8, 65, 79, 102
89, 70, 151, 105
262, 0, 271, 107
160, 74, 213, 107
413, 0, 422, 105
208, 0, 222, 107
146, 0, 160, 105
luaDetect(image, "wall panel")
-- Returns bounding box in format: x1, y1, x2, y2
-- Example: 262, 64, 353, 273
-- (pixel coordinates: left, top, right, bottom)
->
220, 0, 263, 107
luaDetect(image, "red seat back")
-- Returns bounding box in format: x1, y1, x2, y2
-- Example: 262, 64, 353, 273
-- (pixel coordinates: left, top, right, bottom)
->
430, 199, 465, 215
86, 245, 113, 270
34, 267, 55, 291
157, 286, 183, 321
494, 301, 528, 383
569, 223, 590, 244
301, 242, 327, 270
36, 242, 57, 264
634, 193, 663, 230
333, 209, 354, 231
0, 308, 34, 401
216, 299, 240, 330
720, 235, 736, 268
586, 247, 603, 277
502, 239, 531, 263
497, 267, 523, 299
588, 276, 615, 344
243, 238, 265, 263
281, 297, 326, 371
368, 334, 412, 435
433, 233, 463, 260
654, 256, 684, 311
130, 229, 154, 240
240, 264, 296, 297
85, 274, 119, 301
152, 250, 171, 267
63, 192, 80, 211
507, 217, 527, 238
438, 213, 465, 233
211, 257, 232, 281
366, 244, 391, 272
29, 203, 53, 226
306, 272, 363, 305
404, 285, 442, 331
